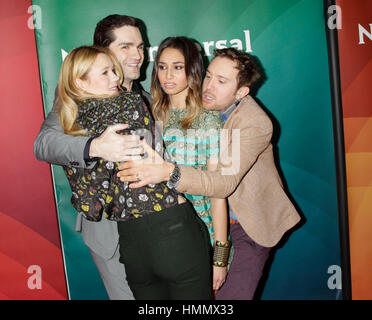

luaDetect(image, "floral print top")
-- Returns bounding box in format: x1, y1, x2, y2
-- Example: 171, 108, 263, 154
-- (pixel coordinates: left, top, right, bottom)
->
63, 91, 179, 222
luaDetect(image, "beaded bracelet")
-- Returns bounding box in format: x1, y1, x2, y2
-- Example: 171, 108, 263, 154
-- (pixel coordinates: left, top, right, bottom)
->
213, 240, 231, 267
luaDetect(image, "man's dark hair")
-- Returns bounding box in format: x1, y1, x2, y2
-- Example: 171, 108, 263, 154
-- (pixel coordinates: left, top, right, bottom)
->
214, 48, 261, 89
93, 14, 140, 47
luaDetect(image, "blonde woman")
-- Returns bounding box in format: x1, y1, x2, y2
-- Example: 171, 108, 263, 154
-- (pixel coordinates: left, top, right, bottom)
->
57, 45, 211, 299
151, 37, 231, 293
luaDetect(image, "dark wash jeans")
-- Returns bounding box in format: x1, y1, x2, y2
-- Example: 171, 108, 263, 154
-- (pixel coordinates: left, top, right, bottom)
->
117, 202, 212, 300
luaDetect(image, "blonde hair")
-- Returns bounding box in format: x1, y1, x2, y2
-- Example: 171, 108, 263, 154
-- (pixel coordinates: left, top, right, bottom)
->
57, 45, 123, 136
150, 37, 203, 129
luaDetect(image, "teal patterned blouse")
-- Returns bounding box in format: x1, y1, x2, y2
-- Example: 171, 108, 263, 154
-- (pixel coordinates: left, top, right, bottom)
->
163, 108, 224, 245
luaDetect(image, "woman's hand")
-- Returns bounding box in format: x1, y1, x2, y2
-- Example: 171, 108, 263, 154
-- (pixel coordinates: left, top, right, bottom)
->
213, 265, 227, 292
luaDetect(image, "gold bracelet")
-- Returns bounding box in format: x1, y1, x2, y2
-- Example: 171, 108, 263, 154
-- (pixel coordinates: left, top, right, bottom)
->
213, 240, 231, 267
215, 240, 231, 248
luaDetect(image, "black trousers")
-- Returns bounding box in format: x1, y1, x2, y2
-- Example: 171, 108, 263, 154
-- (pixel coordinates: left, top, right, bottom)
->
117, 202, 212, 300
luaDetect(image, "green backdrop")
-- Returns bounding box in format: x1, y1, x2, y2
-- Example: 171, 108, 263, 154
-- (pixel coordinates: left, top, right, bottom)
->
33, 0, 342, 299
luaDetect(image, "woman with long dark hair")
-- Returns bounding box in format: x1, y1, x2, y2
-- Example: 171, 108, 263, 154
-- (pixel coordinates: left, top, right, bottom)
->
151, 37, 231, 293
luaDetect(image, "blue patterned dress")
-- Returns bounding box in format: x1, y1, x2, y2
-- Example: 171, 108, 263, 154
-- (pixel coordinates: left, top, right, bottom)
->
163, 109, 224, 245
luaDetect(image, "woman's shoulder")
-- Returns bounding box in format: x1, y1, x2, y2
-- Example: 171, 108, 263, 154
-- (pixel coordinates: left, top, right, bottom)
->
117, 90, 142, 103
81, 91, 140, 105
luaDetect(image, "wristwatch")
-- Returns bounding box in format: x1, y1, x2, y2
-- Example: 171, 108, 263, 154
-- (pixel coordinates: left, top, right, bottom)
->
166, 164, 181, 189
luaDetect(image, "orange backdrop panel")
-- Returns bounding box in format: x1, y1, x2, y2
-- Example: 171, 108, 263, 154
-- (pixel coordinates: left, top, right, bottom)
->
0, 0, 67, 299
337, 0, 372, 300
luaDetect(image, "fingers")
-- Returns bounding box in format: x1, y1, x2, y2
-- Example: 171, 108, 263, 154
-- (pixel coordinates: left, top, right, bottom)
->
122, 140, 142, 150
213, 274, 225, 290
213, 266, 227, 291
128, 180, 150, 188
120, 136, 142, 155
93, 124, 142, 161
121, 133, 141, 143
120, 155, 143, 162
142, 140, 155, 154
116, 159, 152, 188
141, 140, 164, 164
108, 145, 143, 162
118, 160, 139, 171
123, 146, 144, 156
122, 173, 139, 182
213, 279, 224, 291
117, 160, 143, 182
116, 165, 153, 188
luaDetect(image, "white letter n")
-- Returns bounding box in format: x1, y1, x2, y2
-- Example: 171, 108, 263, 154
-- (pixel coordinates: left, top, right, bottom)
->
359, 24, 372, 45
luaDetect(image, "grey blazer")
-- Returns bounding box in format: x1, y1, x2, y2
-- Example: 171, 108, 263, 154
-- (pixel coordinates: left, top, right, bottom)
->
34, 86, 151, 169
34, 85, 151, 260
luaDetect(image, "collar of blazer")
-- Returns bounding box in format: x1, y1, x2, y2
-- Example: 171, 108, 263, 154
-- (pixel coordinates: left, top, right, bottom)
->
223, 95, 254, 127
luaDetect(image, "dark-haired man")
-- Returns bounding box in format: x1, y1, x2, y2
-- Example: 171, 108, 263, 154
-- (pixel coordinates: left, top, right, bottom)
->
117, 48, 301, 300
34, 15, 149, 300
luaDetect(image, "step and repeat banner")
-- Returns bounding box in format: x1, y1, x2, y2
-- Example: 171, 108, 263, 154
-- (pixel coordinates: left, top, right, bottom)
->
30, 0, 342, 299
7, 0, 372, 301
0, 0, 67, 299
336, 0, 372, 300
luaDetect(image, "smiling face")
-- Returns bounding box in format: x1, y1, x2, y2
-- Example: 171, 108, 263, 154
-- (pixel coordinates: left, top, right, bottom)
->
157, 47, 189, 102
108, 25, 144, 90
77, 53, 120, 97
202, 56, 249, 112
